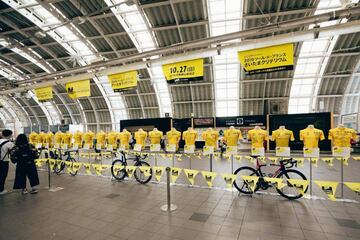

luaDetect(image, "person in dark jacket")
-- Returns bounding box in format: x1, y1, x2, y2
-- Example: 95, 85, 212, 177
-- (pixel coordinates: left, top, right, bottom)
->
10, 134, 40, 194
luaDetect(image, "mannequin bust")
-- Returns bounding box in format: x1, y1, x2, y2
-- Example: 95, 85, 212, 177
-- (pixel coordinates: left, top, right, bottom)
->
337, 124, 345, 128
254, 126, 261, 130
230, 126, 235, 129
279, 126, 285, 129
307, 125, 314, 129
153, 127, 158, 131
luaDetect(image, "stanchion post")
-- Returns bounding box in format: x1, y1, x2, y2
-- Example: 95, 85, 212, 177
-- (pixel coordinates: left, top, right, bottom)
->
231, 155, 234, 174
210, 154, 213, 172
172, 153, 175, 167
45, 151, 51, 190
340, 157, 344, 198
160, 167, 177, 212
309, 157, 313, 196
189, 154, 192, 169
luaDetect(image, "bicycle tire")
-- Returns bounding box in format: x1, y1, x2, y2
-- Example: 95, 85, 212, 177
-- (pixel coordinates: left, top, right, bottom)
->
233, 166, 260, 194
111, 159, 126, 181
276, 169, 308, 200
134, 161, 152, 184
68, 158, 78, 176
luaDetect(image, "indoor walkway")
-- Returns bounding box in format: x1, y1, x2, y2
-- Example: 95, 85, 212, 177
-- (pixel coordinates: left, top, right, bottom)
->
1, 167, 360, 240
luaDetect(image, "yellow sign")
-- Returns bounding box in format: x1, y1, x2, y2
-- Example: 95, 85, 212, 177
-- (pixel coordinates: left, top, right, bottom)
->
108, 71, 138, 92
201, 171, 217, 187
315, 181, 338, 201
184, 169, 199, 185
287, 179, 309, 195
66, 79, 91, 99
241, 175, 259, 192
35, 86, 53, 102
171, 167, 182, 183
162, 58, 204, 83
238, 43, 294, 75
344, 182, 360, 195
221, 173, 237, 189
153, 166, 165, 182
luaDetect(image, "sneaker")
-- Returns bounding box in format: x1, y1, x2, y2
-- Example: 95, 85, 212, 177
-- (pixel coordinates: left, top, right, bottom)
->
29, 188, 38, 194
22, 189, 28, 195
0, 189, 8, 195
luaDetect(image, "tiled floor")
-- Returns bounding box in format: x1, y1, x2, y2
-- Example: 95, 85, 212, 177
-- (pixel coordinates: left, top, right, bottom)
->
1, 163, 360, 240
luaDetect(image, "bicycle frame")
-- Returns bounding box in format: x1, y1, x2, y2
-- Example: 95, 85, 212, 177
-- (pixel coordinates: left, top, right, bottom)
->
254, 158, 289, 178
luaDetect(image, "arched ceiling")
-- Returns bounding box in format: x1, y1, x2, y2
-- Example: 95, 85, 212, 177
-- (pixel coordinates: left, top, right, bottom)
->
0, 0, 359, 131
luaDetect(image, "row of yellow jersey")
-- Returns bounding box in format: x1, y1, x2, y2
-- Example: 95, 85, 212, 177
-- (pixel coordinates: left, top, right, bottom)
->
28, 125, 357, 149
34, 158, 360, 201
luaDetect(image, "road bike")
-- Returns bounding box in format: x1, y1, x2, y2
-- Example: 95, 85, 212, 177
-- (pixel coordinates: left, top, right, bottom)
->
50, 149, 79, 176
111, 151, 152, 184
233, 156, 308, 200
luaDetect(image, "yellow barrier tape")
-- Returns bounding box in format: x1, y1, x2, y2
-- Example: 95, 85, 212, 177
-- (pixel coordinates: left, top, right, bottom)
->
241, 175, 259, 192
153, 166, 165, 182
344, 182, 360, 195
264, 177, 287, 189
321, 158, 334, 167
183, 169, 199, 185
314, 180, 338, 201
221, 173, 236, 189
287, 179, 309, 195
201, 171, 217, 187
138, 166, 152, 177
171, 167, 182, 183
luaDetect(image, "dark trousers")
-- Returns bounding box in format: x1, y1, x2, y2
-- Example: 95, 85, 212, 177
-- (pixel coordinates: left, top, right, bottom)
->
0, 161, 9, 192
13, 162, 39, 190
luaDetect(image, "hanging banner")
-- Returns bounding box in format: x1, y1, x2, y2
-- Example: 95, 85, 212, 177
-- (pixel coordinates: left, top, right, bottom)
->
162, 58, 204, 83
126, 166, 137, 178
287, 179, 309, 195
83, 163, 92, 174
138, 166, 152, 177
201, 171, 217, 187
264, 177, 287, 189
241, 175, 259, 192
238, 43, 294, 75
314, 181, 338, 201
108, 71, 138, 92
184, 169, 199, 185
221, 173, 237, 189
66, 79, 91, 99
344, 182, 360, 195
35, 86, 53, 102
153, 166, 165, 182
171, 167, 182, 183
321, 157, 334, 167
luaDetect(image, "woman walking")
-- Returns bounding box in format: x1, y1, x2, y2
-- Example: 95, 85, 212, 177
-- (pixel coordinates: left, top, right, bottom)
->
11, 134, 40, 194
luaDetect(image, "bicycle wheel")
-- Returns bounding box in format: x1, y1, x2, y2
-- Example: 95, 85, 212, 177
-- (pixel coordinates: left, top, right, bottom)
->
134, 161, 152, 184
276, 169, 308, 200
233, 166, 260, 194
68, 158, 78, 176
54, 159, 65, 174
111, 159, 126, 181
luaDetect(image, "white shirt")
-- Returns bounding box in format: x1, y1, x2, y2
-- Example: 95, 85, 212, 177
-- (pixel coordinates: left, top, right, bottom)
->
0, 139, 14, 162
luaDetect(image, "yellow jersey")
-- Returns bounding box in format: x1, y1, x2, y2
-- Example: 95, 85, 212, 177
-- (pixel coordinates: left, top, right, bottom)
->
54, 132, 64, 145
328, 127, 357, 147
44, 132, 54, 147
134, 130, 147, 145
96, 131, 107, 148
29, 132, 38, 145
224, 128, 243, 147
202, 130, 219, 147
62, 132, 73, 146
83, 131, 95, 147
149, 130, 163, 144
107, 131, 118, 146
299, 128, 325, 148
271, 128, 294, 147
182, 129, 198, 146
247, 129, 269, 148
73, 131, 83, 146
166, 129, 181, 145
118, 131, 132, 147
36, 132, 46, 146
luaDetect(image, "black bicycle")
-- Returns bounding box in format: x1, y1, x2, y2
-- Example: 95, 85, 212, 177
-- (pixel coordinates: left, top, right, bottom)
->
111, 151, 152, 184
50, 149, 78, 176
233, 156, 308, 200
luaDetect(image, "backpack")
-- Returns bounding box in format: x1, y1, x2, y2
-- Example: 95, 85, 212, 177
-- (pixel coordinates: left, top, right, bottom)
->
0, 140, 10, 161
10, 144, 37, 164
